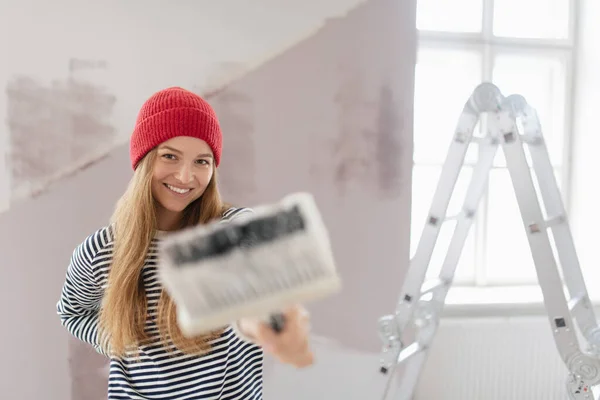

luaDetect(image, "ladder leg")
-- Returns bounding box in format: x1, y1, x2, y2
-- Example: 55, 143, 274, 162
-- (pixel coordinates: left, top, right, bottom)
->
378, 83, 504, 399
499, 96, 600, 399
391, 83, 503, 334
382, 350, 429, 400
386, 129, 500, 398
507, 95, 600, 352
392, 109, 479, 332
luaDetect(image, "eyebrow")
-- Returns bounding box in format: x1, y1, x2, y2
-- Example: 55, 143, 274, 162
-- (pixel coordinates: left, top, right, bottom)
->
160, 146, 213, 158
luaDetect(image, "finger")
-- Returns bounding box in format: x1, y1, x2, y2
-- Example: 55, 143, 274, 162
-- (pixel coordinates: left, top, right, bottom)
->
289, 334, 310, 356
258, 305, 311, 356
272, 342, 314, 368
287, 323, 311, 354
292, 348, 315, 368
284, 304, 308, 322
254, 321, 282, 353
282, 325, 312, 358
278, 307, 311, 354
281, 304, 309, 333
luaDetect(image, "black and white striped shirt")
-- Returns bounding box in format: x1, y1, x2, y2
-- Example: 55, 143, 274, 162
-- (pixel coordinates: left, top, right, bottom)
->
56, 207, 264, 399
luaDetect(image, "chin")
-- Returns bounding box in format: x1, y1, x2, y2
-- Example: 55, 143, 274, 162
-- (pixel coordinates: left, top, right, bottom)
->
160, 195, 200, 212
161, 202, 189, 213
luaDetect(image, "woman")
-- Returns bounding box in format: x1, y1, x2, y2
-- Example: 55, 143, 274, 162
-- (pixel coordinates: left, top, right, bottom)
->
56, 87, 313, 399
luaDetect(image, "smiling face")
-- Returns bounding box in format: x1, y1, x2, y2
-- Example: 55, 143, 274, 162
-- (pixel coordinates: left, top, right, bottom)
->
151, 136, 215, 230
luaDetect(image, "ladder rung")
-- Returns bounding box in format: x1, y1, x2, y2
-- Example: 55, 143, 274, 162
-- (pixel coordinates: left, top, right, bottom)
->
470, 136, 487, 145
428, 210, 475, 226
528, 215, 566, 233
397, 342, 423, 364
420, 279, 449, 297
545, 215, 565, 228
454, 133, 491, 145
521, 134, 543, 145
444, 214, 460, 221
568, 294, 586, 313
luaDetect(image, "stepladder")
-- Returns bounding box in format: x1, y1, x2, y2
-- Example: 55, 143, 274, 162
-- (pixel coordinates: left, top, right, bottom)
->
376, 82, 600, 400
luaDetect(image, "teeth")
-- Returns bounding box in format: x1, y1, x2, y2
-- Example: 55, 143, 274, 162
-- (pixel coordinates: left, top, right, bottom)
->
166, 184, 190, 194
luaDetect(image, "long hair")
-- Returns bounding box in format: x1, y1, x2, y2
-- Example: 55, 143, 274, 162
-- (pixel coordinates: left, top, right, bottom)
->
98, 149, 229, 357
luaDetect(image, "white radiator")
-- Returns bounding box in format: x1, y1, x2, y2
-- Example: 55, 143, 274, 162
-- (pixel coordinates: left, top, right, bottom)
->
416, 316, 573, 400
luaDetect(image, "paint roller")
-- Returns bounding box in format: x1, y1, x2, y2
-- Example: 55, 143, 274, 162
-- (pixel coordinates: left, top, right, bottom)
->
157, 192, 341, 336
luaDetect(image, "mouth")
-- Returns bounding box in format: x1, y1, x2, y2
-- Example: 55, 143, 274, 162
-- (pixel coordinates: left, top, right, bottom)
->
164, 183, 192, 196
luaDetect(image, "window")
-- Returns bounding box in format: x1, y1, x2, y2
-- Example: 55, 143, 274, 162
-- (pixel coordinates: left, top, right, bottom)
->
412, 0, 576, 289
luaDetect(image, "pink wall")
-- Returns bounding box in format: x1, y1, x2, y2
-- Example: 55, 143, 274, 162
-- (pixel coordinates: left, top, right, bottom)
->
0, 146, 131, 399
210, 0, 415, 353
0, 0, 416, 398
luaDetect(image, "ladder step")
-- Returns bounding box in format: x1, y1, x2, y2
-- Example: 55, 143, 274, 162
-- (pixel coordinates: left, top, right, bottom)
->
545, 215, 566, 227
443, 214, 460, 222
428, 210, 476, 226
397, 342, 423, 364
454, 133, 488, 146
470, 136, 487, 145
528, 215, 566, 233
420, 279, 449, 297
568, 294, 586, 313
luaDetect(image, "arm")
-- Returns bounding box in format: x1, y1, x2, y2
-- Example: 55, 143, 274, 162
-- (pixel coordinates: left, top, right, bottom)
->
56, 233, 109, 356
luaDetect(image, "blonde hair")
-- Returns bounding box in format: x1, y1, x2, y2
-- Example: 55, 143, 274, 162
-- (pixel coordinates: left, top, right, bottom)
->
98, 149, 229, 357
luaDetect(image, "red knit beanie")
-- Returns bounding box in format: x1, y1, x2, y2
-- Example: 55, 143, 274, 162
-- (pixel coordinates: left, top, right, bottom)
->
129, 87, 222, 170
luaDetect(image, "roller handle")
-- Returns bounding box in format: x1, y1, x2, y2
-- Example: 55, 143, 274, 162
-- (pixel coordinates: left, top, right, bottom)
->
269, 313, 286, 333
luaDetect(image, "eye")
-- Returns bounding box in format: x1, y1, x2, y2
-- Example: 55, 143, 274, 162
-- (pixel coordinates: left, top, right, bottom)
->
196, 159, 211, 165
161, 154, 177, 160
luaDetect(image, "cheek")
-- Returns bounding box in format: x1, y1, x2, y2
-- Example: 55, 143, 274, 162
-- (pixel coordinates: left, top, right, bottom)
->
151, 173, 164, 195
194, 168, 213, 192
151, 179, 163, 201
150, 166, 173, 198
202, 168, 214, 184
152, 165, 171, 182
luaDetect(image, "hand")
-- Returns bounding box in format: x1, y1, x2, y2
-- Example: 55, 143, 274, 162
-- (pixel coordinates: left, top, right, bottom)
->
238, 304, 314, 368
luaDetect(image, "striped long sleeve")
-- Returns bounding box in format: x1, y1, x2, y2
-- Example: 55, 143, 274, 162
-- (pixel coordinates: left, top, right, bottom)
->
56, 229, 109, 356
56, 213, 264, 399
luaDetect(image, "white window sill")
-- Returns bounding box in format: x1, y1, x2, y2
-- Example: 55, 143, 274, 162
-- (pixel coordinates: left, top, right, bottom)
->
442, 285, 600, 318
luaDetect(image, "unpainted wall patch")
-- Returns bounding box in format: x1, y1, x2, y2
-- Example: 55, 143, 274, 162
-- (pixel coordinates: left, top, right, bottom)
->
330, 66, 378, 196
376, 85, 404, 198
5, 59, 116, 201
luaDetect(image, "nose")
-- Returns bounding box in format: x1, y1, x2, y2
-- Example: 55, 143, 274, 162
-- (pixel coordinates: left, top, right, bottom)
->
175, 164, 194, 184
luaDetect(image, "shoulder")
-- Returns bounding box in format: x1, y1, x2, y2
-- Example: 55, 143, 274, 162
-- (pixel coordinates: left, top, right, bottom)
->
221, 206, 255, 222
73, 226, 114, 264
